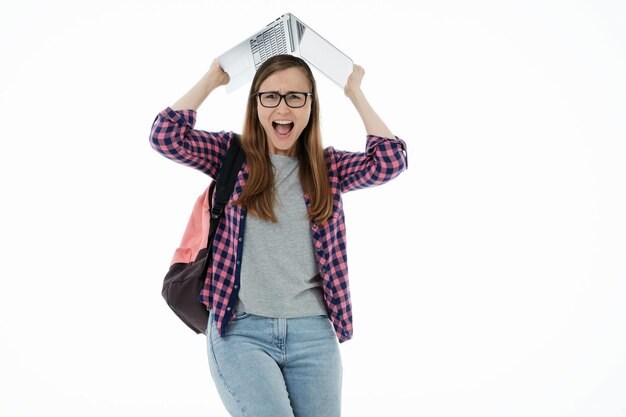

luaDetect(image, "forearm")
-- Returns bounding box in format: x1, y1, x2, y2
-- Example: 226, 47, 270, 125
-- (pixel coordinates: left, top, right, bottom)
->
171, 71, 222, 111
171, 59, 230, 111
348, 88, 395, 139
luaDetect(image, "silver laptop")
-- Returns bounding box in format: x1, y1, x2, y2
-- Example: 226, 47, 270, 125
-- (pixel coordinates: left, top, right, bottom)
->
219, 13, 353, 93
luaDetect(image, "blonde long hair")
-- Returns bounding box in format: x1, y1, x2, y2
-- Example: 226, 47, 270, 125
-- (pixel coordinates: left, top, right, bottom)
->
232, 55, 333, 224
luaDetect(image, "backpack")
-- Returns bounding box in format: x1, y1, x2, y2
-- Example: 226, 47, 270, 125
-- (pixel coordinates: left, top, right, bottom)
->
161, 134, 246, 333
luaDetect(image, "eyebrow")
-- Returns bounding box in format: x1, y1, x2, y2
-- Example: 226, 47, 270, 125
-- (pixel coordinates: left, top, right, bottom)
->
259, 90, 308, 94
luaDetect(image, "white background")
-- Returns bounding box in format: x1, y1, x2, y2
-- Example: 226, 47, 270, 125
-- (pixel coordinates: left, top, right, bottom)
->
1, 1, 625, 416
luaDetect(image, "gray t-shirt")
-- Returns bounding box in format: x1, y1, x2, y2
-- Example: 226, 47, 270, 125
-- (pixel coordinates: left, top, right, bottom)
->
234, 153, 327, 318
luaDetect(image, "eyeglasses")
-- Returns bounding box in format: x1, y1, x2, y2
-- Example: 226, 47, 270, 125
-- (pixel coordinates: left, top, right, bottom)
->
255, 91, 312, 108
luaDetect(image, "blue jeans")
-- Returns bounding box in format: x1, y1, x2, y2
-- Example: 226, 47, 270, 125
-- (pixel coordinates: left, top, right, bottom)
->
206, 309, 343, 417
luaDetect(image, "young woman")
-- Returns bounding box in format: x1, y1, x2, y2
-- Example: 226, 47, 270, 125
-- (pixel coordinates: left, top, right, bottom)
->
150, 54, 407, 417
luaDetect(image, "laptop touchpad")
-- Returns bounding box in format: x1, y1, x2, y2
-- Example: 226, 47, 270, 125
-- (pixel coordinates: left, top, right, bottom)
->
220, 43, 252, 78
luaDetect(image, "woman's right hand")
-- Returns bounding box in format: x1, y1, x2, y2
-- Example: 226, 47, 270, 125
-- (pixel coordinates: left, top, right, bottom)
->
207, 58, 230, 87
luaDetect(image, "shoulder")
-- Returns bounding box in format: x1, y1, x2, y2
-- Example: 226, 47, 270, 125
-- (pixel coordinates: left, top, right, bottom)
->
323, 145, 337, 162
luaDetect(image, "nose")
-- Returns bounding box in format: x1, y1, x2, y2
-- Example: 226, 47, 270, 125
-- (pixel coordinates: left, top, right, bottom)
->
275, 96, 291, 113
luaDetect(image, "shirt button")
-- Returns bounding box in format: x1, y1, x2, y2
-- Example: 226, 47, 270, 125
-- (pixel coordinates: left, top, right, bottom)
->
236, 260, 240, 265
234, 285, 239, 289
239, 237, 242, 242
226, 307, 231, 311
321, 267, 326, 273
240, 215, 245, 219
317, 249, 323, 256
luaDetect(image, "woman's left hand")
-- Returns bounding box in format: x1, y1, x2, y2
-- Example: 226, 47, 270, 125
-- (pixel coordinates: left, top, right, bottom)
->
342, 63, 395, 138
344, 64, 365, 99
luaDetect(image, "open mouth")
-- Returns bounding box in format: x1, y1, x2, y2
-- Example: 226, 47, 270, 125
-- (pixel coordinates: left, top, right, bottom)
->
272, 121, 294, 137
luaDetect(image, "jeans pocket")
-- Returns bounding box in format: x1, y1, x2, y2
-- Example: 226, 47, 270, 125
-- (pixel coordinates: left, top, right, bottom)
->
233, 311, 252, 321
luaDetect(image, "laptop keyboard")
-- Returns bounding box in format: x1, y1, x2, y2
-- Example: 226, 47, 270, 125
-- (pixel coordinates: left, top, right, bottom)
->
251, 22, 288, 68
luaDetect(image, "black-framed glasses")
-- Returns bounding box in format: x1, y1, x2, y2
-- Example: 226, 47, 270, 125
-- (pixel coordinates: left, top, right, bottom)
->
255, 91, 312, 108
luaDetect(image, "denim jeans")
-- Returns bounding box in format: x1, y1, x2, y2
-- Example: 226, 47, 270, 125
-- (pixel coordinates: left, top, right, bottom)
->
206, 309, 343, 417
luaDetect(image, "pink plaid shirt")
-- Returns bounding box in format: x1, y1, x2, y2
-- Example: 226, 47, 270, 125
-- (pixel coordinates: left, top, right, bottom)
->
150, 107, 408, 342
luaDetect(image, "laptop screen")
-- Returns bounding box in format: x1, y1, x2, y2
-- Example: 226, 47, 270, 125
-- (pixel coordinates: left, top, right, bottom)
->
297, 22, 353, 88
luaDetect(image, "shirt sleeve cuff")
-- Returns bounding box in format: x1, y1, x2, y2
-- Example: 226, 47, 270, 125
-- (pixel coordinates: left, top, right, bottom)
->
158, 106, 198, 129
366, 135, 409, 169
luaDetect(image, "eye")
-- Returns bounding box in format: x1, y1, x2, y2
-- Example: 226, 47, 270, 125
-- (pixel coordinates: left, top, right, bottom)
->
264, 93, 278, 100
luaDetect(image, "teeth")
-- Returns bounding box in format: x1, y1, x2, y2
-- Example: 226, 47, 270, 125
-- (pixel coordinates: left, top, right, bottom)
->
274, 120, 293, 124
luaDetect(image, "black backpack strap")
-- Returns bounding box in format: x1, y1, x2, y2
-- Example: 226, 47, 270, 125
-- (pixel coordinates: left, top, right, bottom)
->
207, 134, 246, 244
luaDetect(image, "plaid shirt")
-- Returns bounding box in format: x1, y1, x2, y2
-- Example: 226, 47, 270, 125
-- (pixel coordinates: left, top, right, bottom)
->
150, 107, 408, 343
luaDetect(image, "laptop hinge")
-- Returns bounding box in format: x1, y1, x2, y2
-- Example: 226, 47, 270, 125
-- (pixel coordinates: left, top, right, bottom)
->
287, 17, 295, 52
